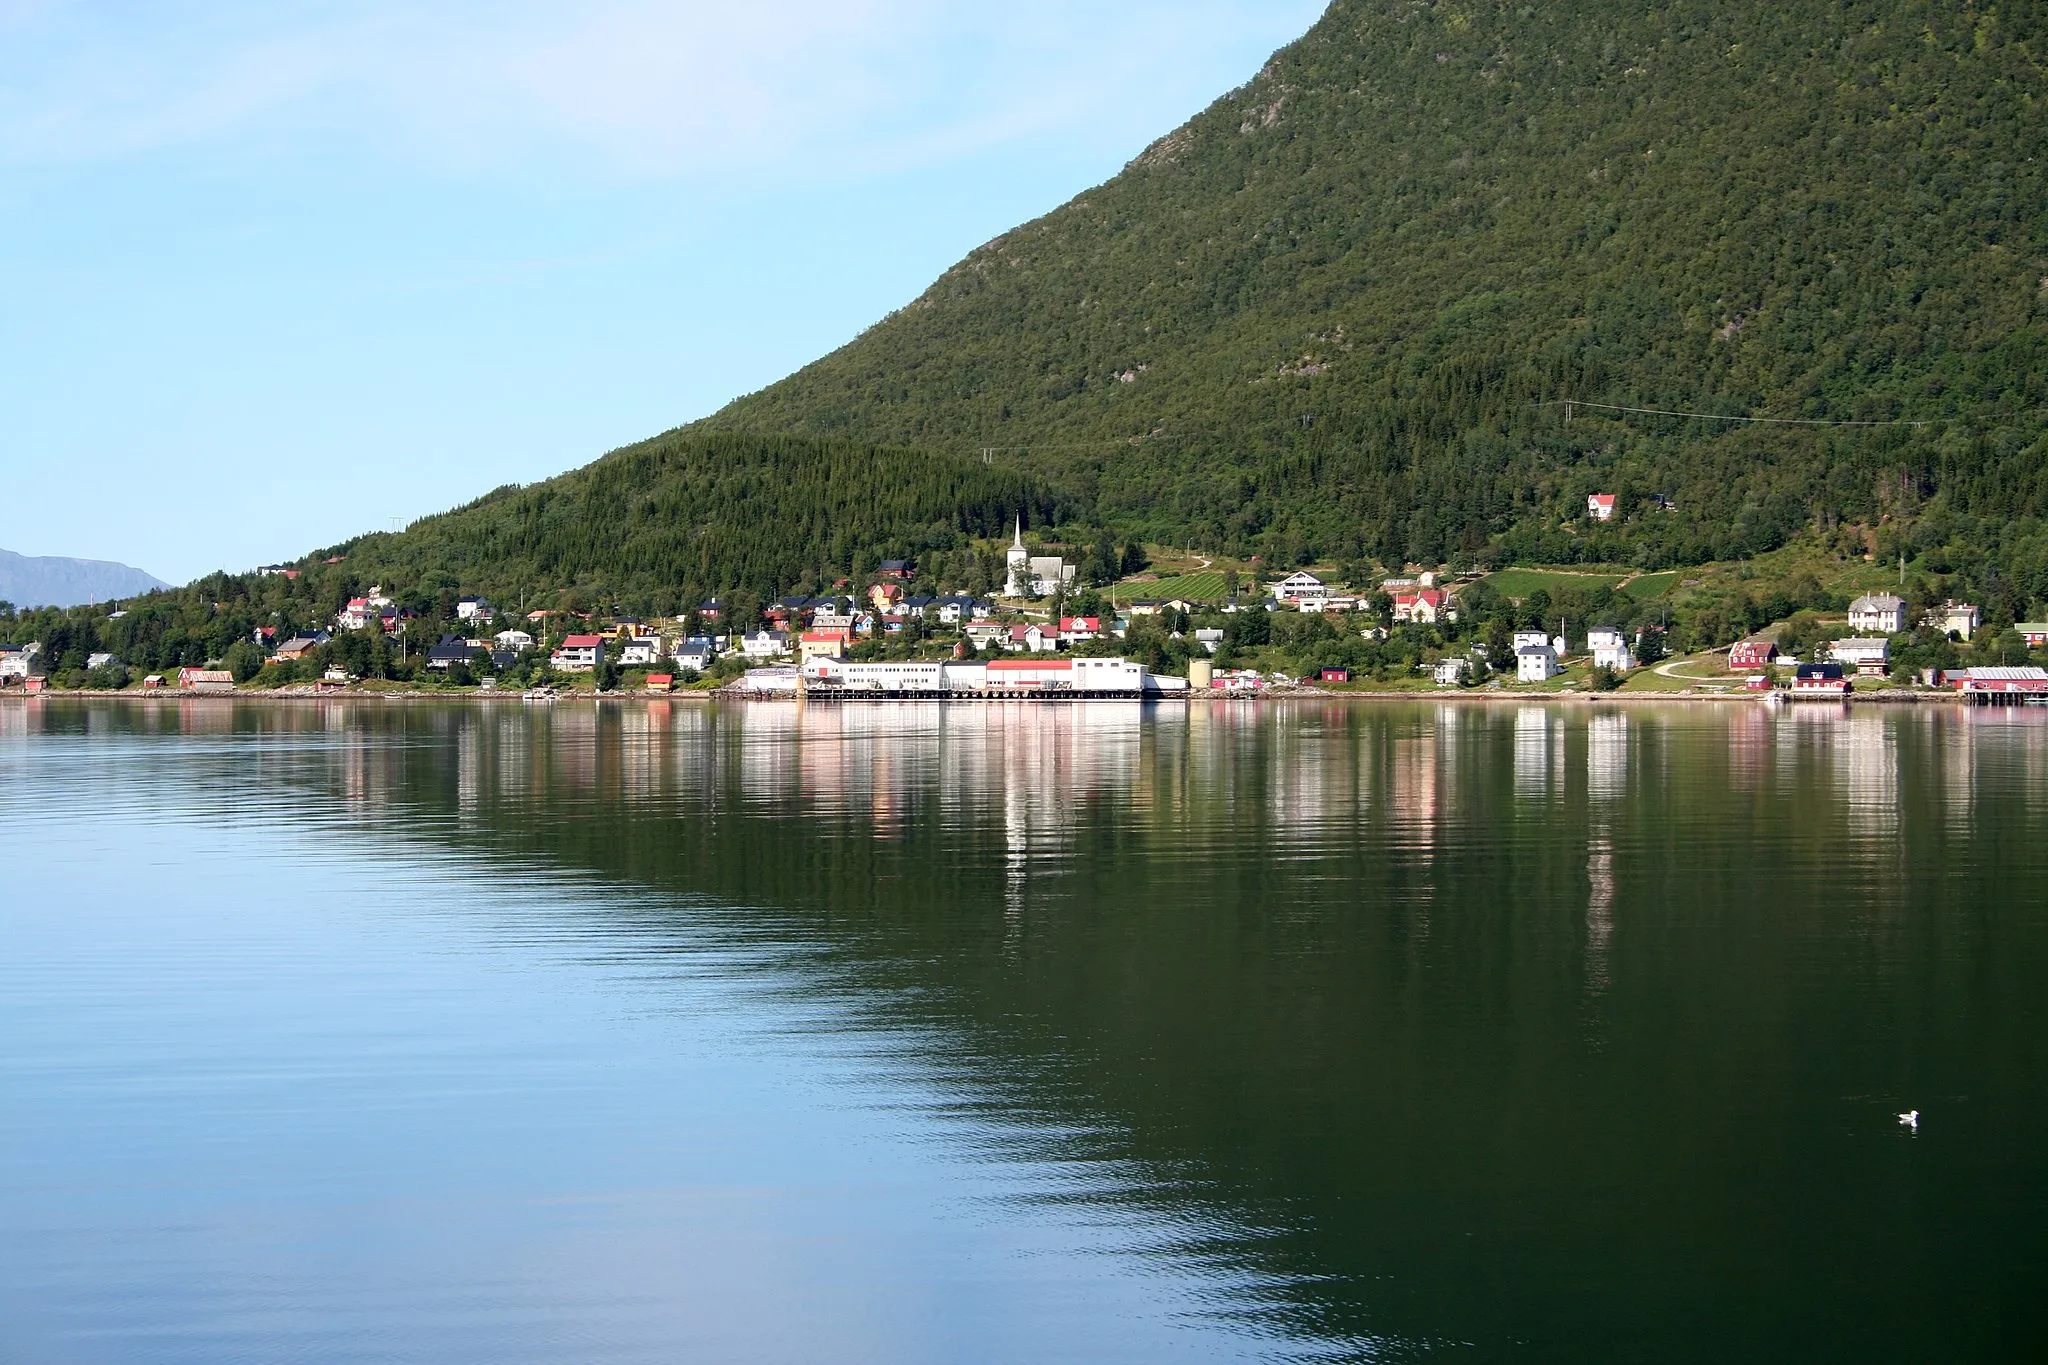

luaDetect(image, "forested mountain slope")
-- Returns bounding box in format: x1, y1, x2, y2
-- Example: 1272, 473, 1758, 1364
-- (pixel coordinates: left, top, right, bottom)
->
705, 0, 2048, 568
325, 430, 1062, 611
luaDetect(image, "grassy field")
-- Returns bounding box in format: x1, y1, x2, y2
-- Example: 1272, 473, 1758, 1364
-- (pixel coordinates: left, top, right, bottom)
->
1623, 571, 1680, 600
1112, 571, 1232, 601
1482, 566, 1633, 600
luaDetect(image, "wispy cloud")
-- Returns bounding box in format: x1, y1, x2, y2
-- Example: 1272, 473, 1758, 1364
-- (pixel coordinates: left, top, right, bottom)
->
0, 0, 1326, 177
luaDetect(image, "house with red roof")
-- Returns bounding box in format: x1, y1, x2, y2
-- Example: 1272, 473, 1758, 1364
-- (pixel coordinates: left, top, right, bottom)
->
1392, 588, 1453, 624
1728, 639, 1780, 672
550, 634, 605, 673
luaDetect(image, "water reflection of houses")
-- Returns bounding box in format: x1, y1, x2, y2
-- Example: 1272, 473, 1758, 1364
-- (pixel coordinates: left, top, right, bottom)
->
1832, 712, 1900, 846
1385, 714, 1444, 864
1267, 705, 1347, 845
1586, 712, 1628, 804
1726, 704, 1769, 793
1513, 707, 1552, 800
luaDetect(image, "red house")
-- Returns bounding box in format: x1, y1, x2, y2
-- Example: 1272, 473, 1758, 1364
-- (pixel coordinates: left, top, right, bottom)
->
1728, 640, 1779, 672
1319, 667, 1351, 683
1792, 662, 1850, 697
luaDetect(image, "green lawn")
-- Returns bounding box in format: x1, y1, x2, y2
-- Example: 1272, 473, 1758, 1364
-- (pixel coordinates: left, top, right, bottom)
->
1113, 571, 1232, 601
1623, 571, 1680, 600
1483, 566, 1632, 600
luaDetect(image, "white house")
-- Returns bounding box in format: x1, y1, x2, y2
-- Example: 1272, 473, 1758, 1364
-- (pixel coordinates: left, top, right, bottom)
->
1587, 627, 1634, 671
936, 596, 991, 625
1848, 594, 1908, 635
1931, 602, 1981, 640
1512, 630, 1550, 652
1433, 657, 1471, 686
1588, 494, 1617, 522
741, 630, 792, 660
456, 597, 491, 621
619, 636, 669, 666
1393, 588, 1453, 624
964, 620, 1009, 649
1517, 644, 1561, 682
674, 642, 716, 674
550, 634, 604, 672
1271, 571, 1329, 602
1004, 623, 1056, 653
1831, 637, 1890, 676
1194, 628, 1225, 654
1057, 616, 1103, 645
495, 629, 535, 652
0, 643, 41, 680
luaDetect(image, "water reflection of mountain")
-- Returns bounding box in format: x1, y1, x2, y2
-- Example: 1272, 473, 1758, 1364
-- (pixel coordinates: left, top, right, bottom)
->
19, 698, 2048, 1359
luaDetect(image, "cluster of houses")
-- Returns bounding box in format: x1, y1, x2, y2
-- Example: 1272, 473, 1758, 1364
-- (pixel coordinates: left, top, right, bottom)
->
1727, 594, 1994, 687
1480, 625, 1639, 685
1267, 570, 1458, 624
18, 553, 2046, 700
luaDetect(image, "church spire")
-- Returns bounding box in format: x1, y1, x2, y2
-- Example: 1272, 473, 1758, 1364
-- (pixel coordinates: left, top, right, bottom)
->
1012, 514, 1024, 550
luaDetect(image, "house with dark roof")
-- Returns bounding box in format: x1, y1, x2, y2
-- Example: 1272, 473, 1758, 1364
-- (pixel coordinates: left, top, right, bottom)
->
426, 635, 479, 671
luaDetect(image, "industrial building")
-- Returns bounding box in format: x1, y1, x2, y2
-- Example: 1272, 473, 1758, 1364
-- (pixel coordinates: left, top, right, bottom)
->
741, 656, 1189, 699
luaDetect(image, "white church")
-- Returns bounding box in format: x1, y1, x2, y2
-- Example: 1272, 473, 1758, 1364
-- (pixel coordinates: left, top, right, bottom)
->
1005, 518, 1076, 598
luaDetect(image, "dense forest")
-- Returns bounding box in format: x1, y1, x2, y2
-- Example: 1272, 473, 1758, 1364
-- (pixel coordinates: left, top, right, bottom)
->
706, 0, 2048, 570
318, 430, 1066, 609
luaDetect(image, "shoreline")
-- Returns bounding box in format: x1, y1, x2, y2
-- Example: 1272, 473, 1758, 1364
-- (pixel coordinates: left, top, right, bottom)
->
0, 686, 1962, 707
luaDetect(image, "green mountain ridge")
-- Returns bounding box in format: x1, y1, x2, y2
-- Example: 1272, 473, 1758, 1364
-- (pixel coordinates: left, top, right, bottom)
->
702, 0, 2048, 568
16, 0, 2048, 635
312, 430, 1063, 611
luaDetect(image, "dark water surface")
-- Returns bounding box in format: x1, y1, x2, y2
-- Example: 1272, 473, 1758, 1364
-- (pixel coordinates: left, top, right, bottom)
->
2, 697, 2044, 1362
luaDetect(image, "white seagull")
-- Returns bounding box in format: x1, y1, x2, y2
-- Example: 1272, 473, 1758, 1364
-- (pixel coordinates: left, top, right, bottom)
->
1898, 1109, 1919, 1132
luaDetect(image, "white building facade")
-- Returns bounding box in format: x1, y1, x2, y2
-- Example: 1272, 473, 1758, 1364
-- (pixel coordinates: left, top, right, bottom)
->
1848, 594, 1908, 635
1517, 645, 1561, 682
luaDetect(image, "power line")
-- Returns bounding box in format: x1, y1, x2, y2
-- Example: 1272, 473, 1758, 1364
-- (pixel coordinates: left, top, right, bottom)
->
1538, 399, 1936, 428
978, 433, 1190, 462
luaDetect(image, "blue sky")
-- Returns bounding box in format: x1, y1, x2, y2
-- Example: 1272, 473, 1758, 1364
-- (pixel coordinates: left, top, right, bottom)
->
0, 1, 1327, 584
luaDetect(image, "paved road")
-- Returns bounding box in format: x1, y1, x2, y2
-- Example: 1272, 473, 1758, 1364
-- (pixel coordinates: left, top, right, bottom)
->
1655, 653, 1728, 681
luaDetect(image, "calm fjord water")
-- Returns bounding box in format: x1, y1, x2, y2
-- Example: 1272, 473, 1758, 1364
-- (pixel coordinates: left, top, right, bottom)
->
1, 698, 2044, 1362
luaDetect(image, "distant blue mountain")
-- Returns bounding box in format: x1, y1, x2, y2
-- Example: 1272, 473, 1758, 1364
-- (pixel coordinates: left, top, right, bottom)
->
0, 548, 170, 608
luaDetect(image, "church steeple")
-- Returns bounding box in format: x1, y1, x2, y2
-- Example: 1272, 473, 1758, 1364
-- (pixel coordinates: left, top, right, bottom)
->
1005, 513, 1030, 597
